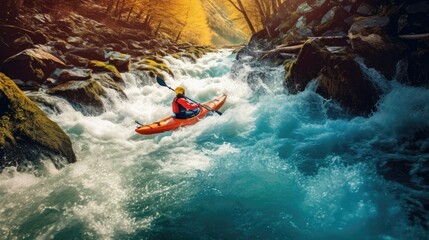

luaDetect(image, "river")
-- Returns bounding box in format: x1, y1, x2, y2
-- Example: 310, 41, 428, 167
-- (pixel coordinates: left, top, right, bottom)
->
1, 49, 428, 239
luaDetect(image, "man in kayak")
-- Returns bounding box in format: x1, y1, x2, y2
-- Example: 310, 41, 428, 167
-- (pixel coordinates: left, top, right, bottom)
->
172, 86, 201, 119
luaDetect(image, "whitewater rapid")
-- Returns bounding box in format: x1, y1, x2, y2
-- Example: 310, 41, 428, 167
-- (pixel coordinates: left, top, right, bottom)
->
1, 49, 428, 239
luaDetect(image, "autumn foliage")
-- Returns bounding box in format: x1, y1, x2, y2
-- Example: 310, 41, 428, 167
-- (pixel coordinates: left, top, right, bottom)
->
1, 0, 289, 45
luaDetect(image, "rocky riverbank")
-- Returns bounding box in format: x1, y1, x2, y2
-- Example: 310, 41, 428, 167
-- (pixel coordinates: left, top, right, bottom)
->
0, 1, 215, 172
236, 0, 429, 228
237, 0, 429, 116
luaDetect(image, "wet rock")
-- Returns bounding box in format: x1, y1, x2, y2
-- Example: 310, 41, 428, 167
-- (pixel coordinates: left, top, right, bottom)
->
285, 39, 329, 93
92, 73, 127, 100
66, 36, 84, 46
64, 53, 89, 67
107, 52, 131, 72
314, 6, 350, 35
88, 60, 123, 83
285, 40, 380, 116
32, 30, 50, 45
134, 58, 174, 78
13, 34, 35, 52
0, 48, 66, 86
318, 48, 380, 116
356, 3, 376, 16
68, 47, 105, 61
349, 16, 407, 79
47, 40, 71, 53
53, 68, 93, 83
0, 73, 76, 172
47, 79, 107, 116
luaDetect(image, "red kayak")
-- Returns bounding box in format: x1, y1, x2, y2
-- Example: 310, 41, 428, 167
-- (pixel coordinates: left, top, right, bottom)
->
135, 94, 227, 135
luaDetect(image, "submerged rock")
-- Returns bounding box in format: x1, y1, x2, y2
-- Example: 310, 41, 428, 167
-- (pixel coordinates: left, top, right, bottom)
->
0, 73, 76, 172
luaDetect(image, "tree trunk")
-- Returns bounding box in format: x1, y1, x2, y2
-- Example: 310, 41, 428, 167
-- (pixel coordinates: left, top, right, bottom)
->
126, 0, 137, 22
175, 29, 184, 43
254, 0, 267, 25
113, 0, 121, 15
155, 22, 162, 36
237, 0, 256, 34
117, 0, 127, 20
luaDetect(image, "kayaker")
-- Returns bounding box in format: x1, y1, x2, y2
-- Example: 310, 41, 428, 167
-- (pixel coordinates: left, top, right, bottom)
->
172, 86, 201, 119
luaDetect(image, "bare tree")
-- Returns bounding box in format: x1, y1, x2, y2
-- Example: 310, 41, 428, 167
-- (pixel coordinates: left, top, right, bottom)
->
227, 0, 256, 34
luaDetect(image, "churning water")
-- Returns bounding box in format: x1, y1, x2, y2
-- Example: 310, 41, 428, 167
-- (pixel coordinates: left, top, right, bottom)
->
1, 50, 428, 239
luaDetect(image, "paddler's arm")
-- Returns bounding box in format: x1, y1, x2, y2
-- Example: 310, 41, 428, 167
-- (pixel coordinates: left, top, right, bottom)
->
177, 98, 199, 110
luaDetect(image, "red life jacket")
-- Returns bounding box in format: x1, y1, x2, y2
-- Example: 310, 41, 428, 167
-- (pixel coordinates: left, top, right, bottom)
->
172, 96, 186, 114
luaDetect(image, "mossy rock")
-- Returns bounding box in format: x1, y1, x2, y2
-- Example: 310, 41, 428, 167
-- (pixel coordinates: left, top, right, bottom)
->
88, 60, 123, 83
136, 58, 174, 77
283, 61, 295, 80
170, 53, 181, 59
47, 79, 107, 116
187, 47, 204, 58
92, 73, 127, 100
0, 72, 76, 172
179, 52, 197, 63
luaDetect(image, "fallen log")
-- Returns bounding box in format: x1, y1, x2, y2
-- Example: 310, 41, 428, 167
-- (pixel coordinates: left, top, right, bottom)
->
399, 33, 429, 40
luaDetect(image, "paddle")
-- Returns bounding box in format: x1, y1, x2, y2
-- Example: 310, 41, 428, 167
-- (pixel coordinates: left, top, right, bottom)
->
156, 76, 223, 116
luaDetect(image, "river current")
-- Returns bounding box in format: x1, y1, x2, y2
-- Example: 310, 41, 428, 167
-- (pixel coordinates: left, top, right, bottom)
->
1, 50, 428, 239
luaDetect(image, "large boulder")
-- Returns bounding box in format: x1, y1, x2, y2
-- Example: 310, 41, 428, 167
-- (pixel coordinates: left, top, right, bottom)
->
348, 16, 407, 79
285, 39, 329, 93
284, 39, 380, 116
0, 48, 66, 86
47, 80, 107, 116
0, 73, 76, 172
318, 48, 381, 115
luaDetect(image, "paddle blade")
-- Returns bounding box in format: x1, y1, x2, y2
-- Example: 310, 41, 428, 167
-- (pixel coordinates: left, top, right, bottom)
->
215, 110, 222, 116
156, 76, 168, 87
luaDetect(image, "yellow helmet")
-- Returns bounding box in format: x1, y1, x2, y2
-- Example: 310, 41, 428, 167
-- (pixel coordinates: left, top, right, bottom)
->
175, 86, 185, 95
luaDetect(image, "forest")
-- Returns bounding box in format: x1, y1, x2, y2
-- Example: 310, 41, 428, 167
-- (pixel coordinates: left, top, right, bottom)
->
1, 0, 290, 45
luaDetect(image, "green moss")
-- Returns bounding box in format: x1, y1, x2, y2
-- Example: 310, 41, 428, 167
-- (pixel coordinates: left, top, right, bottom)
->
34, 68, 45, 80
0, 72, 76, 168
188, 47, 204, 58
137, 58, 174, 77
88, 60, 122, 81
284, 61, 295, 79
170, 53, 181, 59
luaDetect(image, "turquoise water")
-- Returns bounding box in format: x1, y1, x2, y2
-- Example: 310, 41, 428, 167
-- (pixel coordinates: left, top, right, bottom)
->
1, 50, 428, 239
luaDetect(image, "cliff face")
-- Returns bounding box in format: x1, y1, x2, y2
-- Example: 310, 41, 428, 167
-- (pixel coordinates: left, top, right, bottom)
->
0, 73, 76, 173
